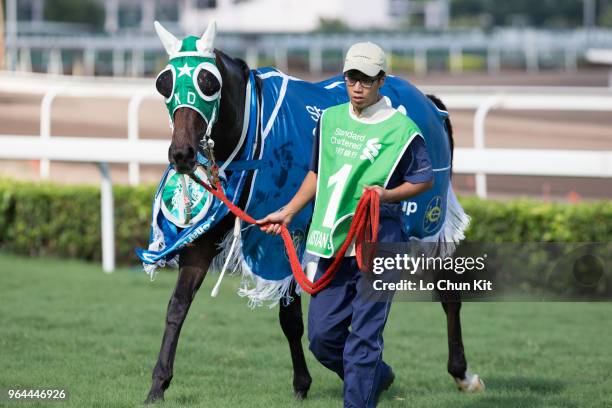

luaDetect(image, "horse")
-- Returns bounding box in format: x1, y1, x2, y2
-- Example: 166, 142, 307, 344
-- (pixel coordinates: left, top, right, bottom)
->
142, 21, 483, 404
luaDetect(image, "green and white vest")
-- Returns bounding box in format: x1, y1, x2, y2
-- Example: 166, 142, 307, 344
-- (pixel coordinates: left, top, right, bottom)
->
305, 102, 422, 258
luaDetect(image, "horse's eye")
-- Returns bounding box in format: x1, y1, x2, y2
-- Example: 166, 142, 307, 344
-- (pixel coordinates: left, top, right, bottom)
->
156, 69, 174, 99
197, 69, 221, 97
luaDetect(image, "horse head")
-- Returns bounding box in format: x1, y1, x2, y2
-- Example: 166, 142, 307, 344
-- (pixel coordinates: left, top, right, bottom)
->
154, 21, 250, 174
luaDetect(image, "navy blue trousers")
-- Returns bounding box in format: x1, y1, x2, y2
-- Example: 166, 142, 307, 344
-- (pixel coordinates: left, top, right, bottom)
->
307, 217, 404, 407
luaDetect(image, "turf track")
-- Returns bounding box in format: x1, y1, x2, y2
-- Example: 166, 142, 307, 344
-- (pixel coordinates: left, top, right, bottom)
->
1, 253, 611, 407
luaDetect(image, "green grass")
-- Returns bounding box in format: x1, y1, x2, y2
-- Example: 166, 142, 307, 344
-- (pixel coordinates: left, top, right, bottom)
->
1, 253, 611, 408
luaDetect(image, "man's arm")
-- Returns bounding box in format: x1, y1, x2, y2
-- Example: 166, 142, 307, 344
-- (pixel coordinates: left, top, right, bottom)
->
369, 179, 433, 203
366, 135, 434, 202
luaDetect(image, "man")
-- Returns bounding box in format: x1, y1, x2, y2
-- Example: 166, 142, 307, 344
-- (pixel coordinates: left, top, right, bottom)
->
257, 42, 433, 407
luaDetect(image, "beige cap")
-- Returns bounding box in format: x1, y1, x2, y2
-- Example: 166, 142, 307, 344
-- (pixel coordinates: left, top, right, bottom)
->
343, 42, 387, 77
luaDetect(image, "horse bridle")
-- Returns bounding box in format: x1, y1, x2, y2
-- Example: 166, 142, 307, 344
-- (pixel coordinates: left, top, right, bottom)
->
197, 107, 220, 186
192, 72, 255, 193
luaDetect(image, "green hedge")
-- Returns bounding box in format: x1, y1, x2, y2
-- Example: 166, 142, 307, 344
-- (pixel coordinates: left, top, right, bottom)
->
461, 196, 612, 243
0, 178, 610, 265
0, 178, 153, 265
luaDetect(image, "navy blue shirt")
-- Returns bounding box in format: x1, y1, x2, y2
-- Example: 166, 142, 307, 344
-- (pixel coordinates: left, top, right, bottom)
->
308, 118, 433, 222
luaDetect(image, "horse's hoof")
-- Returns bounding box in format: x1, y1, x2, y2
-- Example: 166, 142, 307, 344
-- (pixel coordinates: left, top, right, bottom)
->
144, 389, 165, 404
293, 375, 312, 400
454, 371, 485, 392
294, 389, 309, 400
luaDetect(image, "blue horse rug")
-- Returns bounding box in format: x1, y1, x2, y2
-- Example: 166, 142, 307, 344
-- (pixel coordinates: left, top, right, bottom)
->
138, 67, 470, 307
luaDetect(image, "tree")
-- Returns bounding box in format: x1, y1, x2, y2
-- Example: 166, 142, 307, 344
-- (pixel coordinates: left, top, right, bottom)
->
44, 0, 104, 30
316, 17, 350, 33
600, 1, 612, 26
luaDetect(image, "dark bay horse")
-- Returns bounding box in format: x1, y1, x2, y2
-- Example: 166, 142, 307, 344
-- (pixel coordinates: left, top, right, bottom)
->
144, 21, 483, 404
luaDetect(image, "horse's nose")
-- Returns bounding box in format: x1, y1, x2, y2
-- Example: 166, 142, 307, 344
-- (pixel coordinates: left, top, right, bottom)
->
169, 144, 196, 172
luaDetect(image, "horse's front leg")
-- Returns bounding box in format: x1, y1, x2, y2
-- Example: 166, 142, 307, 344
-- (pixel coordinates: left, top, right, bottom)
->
279, 282, 312, 399
441, 299, 485, 392
144, 229, 221, 404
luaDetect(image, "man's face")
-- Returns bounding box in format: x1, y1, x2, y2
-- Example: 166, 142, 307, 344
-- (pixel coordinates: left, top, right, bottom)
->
344, 70, 385, 111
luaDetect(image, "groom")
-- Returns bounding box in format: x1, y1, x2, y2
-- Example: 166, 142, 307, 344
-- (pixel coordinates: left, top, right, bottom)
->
257, 42, 434, 407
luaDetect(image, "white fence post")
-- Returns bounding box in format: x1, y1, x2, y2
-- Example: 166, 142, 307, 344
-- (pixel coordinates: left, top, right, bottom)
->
473, 95, 502, 198
39, 88, 62, 179
98, 163, 115, 273
127, 91, 148, 186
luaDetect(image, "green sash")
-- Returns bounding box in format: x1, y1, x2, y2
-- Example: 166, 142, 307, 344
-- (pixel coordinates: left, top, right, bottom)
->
305, 102, 422, 258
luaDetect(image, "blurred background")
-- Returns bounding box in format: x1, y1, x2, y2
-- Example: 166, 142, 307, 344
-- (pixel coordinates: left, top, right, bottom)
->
0, 0, 611, 270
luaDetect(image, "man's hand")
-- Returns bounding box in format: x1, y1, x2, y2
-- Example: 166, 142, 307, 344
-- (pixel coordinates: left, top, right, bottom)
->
363, 185, 387, 202
256, 209, 294, 235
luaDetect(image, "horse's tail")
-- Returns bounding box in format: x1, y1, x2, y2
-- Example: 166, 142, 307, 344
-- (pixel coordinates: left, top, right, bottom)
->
426, 94, 454, 177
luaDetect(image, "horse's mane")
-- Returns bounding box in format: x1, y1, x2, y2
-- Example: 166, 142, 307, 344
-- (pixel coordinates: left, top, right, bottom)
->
206, 49, 252, 163
214, 49, 250, 82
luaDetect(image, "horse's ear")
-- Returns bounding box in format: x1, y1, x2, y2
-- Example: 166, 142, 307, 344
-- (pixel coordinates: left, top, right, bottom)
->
154, 21, 181, 56
197, 20, 217, 55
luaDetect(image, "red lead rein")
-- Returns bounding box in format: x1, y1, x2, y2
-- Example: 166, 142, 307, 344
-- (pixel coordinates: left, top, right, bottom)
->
192, 173, 379, 295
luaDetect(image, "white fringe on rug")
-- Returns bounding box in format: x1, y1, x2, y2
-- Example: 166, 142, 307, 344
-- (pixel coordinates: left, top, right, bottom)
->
143, 194, 179, 280
409, 184, 471, 258
211, 226, 301, 309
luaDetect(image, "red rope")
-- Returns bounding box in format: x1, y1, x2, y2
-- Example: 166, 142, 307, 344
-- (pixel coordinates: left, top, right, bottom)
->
194, 174, 379, 295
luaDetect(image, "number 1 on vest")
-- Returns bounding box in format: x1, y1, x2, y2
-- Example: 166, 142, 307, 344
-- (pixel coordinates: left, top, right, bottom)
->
323, 164, 352, 228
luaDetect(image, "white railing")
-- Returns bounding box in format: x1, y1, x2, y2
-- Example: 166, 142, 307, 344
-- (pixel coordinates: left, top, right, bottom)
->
0, 74, 160, 185
422, 87, 612, 197
1, 73, 611, 271
0, 136, 169, 273
38, 87, 158, 183
0, 73, 163, 272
